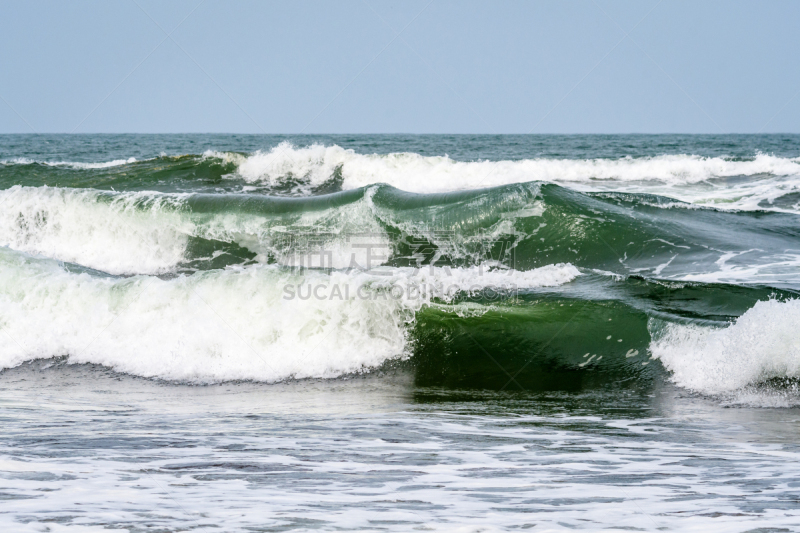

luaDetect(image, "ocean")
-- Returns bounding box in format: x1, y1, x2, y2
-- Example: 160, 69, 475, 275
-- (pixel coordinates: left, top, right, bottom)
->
1, 134, 799, 532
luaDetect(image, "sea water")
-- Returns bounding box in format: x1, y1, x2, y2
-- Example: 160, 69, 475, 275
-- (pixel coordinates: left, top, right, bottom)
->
1, 134, 799, 531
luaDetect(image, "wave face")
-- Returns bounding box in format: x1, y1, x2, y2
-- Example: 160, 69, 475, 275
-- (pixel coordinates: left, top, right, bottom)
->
1, 183, 797, 284
0, 134, 799, 398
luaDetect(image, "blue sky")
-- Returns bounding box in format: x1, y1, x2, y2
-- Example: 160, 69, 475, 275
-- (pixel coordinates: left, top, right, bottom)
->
1, 0, 798, 133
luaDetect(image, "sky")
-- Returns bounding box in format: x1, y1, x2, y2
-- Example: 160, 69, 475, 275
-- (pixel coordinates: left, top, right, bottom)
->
0, 0, 798, 134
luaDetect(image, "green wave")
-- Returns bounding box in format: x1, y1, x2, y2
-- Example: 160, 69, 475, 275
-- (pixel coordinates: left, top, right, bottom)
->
0, 155, 240, 193
168, 182, 800, 280
4, 180, 797, 283
406, 275, 797, 390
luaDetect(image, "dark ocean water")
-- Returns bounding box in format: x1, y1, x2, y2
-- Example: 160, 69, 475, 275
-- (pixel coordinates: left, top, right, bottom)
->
1, 134, 799, 531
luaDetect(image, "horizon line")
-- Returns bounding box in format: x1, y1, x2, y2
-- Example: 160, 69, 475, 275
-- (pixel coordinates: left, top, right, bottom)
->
1, 132, 799, 136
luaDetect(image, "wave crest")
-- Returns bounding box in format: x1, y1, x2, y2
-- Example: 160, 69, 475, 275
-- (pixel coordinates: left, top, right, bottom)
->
650, 299, 800, 394
223, 143, 800, 196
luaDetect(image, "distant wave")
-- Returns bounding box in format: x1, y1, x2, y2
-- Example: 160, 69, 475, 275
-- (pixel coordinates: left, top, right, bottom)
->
223, 143, 800, 189
4, 145, 800, 211
1, 157, 138, 169
214, 143, 800, 206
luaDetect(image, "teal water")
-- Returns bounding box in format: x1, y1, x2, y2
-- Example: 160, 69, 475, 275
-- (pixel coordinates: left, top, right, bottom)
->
1, 134, 799, 531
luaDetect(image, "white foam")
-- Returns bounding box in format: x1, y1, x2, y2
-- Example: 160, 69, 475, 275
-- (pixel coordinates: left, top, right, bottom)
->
0, 186, 190, 275
678, 250, 800, 286
0, 247, 579, 382
218, 143, 800, 210
0, 157, 137, 169
233, 143, 347, 189
650, 299, 800, 394
372, 263, 581, 300
202, 150, 246, 166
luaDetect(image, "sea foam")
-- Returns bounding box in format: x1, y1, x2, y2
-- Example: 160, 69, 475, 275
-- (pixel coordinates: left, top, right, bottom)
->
650, 299, 800, 394
0, 186, 191, 275
0, 247, 579, 382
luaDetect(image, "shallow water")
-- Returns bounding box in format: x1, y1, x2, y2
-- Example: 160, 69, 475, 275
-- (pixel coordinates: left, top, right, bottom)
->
2, 362, 800, 532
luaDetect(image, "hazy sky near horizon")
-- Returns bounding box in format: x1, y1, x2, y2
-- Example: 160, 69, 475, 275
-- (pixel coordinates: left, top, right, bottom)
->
1, 0, 798, 134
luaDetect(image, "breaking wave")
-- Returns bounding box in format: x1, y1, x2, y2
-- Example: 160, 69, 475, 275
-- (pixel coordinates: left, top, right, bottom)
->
1, 139, 799, 397
650, 299, 800, 395
0, 246, 578, 382
228, 143, 800, 191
